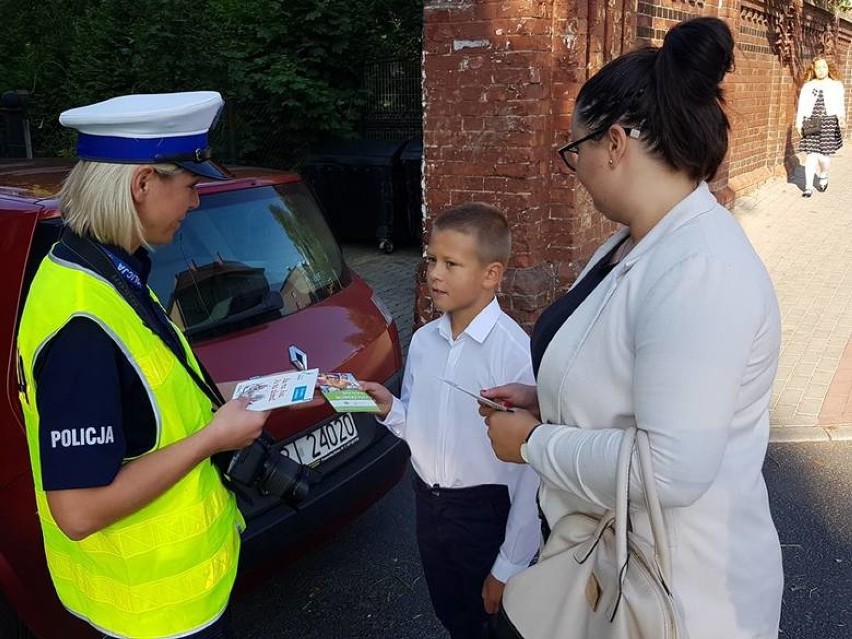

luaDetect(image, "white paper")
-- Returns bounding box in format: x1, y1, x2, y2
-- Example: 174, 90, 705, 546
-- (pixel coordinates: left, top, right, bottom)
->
438, 377, 514, 411
232, 369, 319, 411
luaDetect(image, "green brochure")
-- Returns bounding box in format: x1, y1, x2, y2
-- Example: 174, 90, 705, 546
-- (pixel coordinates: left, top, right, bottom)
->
318, 372, 380, 413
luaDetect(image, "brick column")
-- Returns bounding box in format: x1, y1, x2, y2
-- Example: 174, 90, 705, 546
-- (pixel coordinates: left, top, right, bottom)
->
418, 0, 634, 332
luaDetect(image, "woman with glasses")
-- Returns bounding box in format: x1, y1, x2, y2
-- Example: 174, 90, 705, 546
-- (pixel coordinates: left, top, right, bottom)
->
480, 17, 784, 639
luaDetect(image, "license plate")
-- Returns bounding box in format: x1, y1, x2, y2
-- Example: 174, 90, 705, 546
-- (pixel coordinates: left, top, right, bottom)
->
282, 413, 359, 467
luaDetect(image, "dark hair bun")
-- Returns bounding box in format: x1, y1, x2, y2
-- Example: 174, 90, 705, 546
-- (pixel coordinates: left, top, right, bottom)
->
574, 16, 734, 182
650, 17, 734, 180
658, 17, 734, 95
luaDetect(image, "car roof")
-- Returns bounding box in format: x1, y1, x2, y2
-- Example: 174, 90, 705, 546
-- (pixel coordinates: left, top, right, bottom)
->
0, 159, 301, 203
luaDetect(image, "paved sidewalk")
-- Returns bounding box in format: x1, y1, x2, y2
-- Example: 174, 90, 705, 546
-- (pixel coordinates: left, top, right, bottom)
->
734, 151, 852, 442
341, 243, 422, 358
344, 153, 852, 443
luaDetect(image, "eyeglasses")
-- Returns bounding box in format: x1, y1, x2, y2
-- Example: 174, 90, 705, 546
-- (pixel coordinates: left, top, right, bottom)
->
557, 126, 642, 172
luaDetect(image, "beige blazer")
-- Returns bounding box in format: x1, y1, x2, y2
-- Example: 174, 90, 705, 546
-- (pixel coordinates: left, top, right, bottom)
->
525, 183, 784, 639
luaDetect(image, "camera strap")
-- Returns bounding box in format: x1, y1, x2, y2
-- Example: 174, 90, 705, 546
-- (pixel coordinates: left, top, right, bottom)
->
58, 228, 226, 409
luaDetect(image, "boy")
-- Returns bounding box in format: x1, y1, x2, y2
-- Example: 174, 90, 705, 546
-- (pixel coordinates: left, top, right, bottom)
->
361, 203, 540, 639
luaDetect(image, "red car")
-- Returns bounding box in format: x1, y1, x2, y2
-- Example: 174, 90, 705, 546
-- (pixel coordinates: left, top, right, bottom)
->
0, 160, 410, 639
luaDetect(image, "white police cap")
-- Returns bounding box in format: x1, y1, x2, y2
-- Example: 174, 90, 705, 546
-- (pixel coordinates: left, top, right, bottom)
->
59, 91, 229, 180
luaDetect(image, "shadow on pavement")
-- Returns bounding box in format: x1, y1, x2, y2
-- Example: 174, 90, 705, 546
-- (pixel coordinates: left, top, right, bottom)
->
764, 442, 851, 638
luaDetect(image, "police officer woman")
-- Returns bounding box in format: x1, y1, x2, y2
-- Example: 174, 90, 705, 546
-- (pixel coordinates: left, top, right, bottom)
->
16, 92, 268, 639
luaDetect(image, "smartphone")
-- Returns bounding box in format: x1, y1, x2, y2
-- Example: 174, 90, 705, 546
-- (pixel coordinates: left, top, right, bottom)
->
438, 377, 515, 412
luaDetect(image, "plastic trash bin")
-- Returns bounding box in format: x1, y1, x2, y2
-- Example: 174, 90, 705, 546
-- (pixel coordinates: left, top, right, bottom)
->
302, 139, 409, 253
1, 91, 30, 159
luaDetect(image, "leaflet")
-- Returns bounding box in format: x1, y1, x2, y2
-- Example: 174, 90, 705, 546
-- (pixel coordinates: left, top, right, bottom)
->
438, 377, 515, 412
232, 369, 319, 411
318, 372, 380, 413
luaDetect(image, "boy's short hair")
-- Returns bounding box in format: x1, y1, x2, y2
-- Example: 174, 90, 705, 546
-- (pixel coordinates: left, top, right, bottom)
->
432, 202, 511, 266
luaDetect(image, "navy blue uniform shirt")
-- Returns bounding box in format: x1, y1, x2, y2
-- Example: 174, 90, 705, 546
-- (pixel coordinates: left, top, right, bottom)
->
35, 241, 182, 490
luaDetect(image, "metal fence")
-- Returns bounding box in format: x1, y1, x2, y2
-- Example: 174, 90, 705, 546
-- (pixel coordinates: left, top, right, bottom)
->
360, 58, 422, 141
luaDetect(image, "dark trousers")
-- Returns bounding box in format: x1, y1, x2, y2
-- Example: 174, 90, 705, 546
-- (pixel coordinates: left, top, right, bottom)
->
413, 476, 511, 639
102, 606, 234, 639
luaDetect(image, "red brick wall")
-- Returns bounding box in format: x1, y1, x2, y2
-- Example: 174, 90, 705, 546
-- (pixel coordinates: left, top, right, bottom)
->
637, 1, 852, 198
418, 0, 852, 330
728, 1, 793, 196
419, 0, 632, 330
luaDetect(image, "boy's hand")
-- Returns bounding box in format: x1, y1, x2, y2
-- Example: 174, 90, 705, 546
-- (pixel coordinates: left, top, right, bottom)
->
359, 381, 393, 419
480, 383, 539, 418
482, 573, 506, 614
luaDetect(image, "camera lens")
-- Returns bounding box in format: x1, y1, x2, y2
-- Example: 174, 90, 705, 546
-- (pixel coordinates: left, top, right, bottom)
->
261, 452, 310, 503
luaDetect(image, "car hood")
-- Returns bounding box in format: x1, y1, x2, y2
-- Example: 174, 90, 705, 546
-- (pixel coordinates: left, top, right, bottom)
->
194, 272, 396, 440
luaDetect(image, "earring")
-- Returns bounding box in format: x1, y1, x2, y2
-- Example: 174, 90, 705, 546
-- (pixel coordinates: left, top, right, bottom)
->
608, 159, 614, 167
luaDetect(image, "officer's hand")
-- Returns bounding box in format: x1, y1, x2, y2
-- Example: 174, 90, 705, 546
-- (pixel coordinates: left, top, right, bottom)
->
205, 397, 269, 454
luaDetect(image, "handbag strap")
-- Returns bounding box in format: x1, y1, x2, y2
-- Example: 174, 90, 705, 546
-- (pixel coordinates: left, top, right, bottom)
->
636, 429, 673, 583
612, 426, 673, 619
614, 426, 635, 600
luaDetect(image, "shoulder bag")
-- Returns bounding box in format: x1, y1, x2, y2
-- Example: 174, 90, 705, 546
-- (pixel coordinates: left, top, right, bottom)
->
490, 427, 684, 639
802, 115, 822, 137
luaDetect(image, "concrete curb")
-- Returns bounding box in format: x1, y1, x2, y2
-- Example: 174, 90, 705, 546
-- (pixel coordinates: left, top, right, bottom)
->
770, 424, 852, 443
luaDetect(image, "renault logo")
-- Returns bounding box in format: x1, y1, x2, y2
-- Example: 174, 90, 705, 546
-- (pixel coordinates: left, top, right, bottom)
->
288, 345, 308, 371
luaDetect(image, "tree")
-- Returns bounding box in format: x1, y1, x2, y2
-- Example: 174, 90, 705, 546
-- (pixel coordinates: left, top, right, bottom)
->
0, 0, 423, 165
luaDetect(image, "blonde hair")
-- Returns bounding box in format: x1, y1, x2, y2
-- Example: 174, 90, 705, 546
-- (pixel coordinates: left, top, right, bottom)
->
58, 161, 183, 252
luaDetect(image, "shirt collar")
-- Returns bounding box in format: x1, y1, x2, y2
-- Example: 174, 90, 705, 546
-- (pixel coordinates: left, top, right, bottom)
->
437, 296, 501, 344
619, 181, 717, 269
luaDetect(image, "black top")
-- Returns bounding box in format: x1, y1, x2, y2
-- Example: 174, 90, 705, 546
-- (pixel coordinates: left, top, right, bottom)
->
529, 236, 628, 543
530, 238, 628, 377
34, 241, 178, 490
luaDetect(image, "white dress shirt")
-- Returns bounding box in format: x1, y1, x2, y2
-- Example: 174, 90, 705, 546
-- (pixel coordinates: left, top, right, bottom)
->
380, 297, 541, 582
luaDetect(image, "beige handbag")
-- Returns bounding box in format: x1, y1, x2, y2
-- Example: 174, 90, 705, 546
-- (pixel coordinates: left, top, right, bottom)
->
492, 427, 684, 639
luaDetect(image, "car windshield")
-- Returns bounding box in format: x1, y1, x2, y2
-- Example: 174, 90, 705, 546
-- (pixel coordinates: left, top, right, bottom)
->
148, 182, 347, 343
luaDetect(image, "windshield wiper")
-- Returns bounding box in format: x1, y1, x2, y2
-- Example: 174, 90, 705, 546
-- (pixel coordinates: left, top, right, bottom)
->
185, 293, 284, 339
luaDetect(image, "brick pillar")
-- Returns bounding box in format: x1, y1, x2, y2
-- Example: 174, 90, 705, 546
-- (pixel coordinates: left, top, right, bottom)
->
418, 0, 634, 332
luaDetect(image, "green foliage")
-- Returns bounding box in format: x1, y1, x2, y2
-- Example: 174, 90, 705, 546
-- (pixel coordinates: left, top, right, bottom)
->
0, 0, 422, 166
830, 1, 852, 12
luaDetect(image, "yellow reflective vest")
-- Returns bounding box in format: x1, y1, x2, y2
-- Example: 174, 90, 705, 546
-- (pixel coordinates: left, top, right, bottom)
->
17, 249, 243, 639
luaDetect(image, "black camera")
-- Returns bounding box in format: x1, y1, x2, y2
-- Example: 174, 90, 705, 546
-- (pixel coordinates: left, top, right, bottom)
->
225, 431, 311, 504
